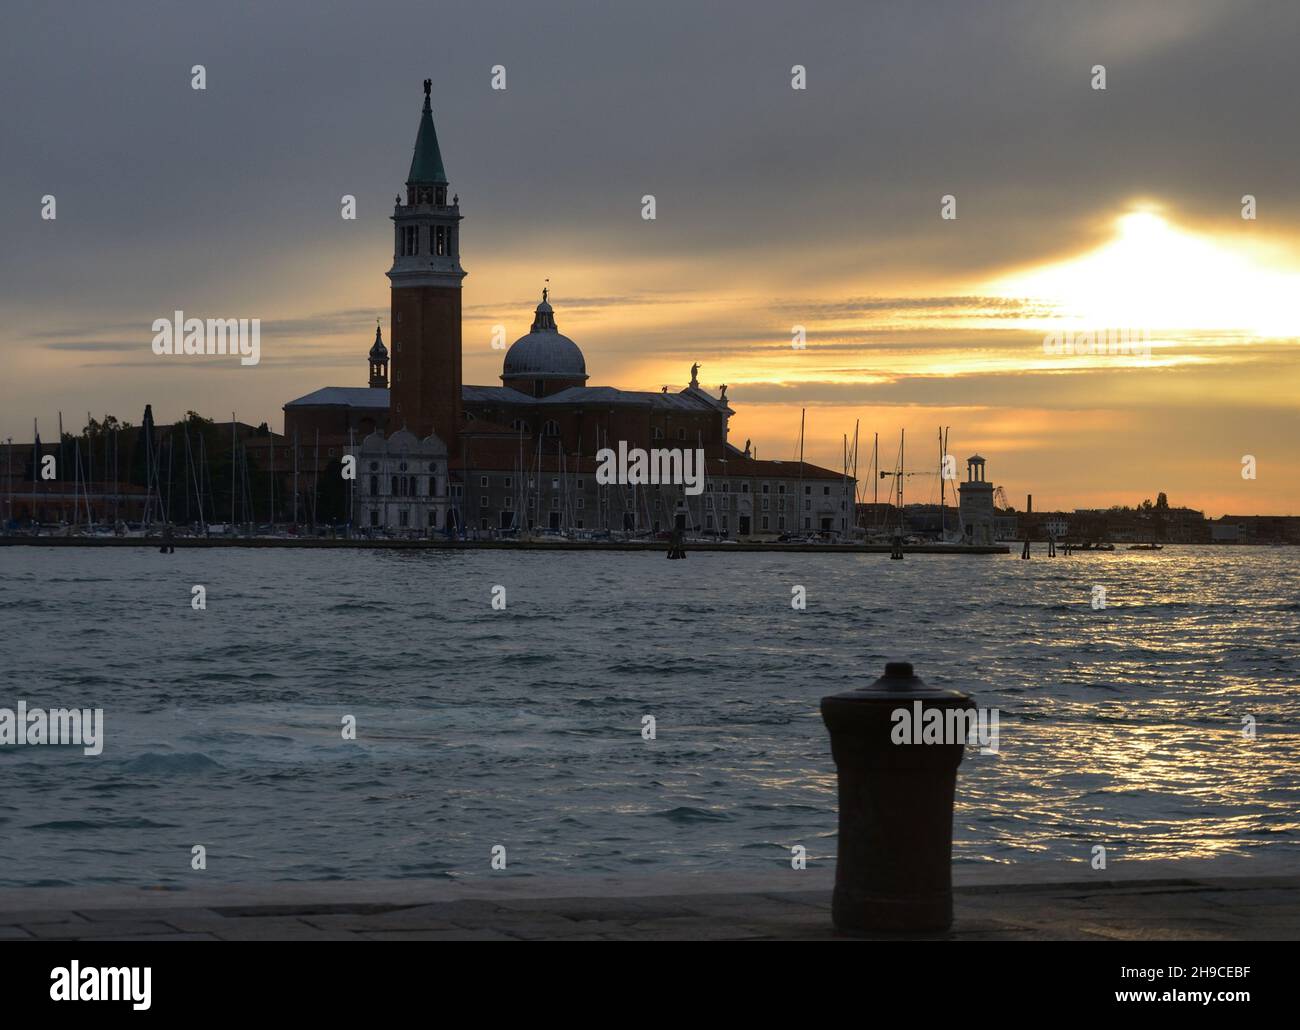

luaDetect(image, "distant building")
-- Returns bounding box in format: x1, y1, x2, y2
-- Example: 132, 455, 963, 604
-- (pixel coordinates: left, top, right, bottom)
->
282, 81, 854, 538
1212, 515, 1300, 544
355, 428, 449, 532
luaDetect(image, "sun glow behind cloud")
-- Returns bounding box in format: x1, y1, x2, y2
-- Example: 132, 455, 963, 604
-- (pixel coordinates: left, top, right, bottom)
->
986, 207, 1300, 340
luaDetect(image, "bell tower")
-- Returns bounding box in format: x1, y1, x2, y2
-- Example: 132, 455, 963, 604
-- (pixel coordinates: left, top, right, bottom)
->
388, 79, 465, 444
368, 322, 389, 388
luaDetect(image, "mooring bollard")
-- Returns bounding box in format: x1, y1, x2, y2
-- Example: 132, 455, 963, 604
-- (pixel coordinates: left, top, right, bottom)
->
821, 661, 974, 932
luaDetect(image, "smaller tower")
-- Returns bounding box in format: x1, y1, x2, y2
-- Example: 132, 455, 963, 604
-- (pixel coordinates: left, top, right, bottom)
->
958, 454, 996, 545
369, 322, 389, 388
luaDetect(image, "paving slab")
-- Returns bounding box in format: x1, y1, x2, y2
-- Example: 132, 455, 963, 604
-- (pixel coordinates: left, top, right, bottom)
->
1, 869, 1294, 941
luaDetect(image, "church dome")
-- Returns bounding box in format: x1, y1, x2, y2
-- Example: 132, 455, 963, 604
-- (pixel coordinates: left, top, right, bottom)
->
502, 291, 588, 382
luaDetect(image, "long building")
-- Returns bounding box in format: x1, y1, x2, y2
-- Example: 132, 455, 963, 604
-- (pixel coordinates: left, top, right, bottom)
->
285, 81, 854, 538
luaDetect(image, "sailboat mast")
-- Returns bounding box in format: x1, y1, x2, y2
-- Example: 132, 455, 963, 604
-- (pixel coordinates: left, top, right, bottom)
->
898, 428, 905, 533
797, 408, 805, 533
938, 426, 944, 537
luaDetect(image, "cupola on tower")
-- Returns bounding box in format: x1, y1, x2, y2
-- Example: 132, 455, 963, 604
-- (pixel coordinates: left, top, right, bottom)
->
387, 79, 466, 444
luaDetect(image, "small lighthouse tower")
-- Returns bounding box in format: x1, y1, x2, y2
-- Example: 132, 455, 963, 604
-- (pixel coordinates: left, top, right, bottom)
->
958, 454, 996, 545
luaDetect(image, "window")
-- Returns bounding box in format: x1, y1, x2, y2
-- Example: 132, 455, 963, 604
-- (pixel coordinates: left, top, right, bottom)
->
551, 478, 559, 490
391, 476, 398, 495
741, 483, 749, 493
762, 483, 770, 494
369, 510, 379, 527
429, 477, 438, 496
370, 475, 378, 496
778, 484, 786, 495
706, 515, 714, 529
479, 517, 488, 530
762, 516, 769, 530
823, 486, 830, 495
805, 485, 812, 495
762, 497, 769, 511
504, 496, 513, 509
479, 496, 488, 508
804, 499, 811, 511
543, 420, 560, 437
511, 419, 529, 433
551, 496, 560, 509
480, 475, 489, 488
505, 477, 513, 489
576, 498, 584, 510
778, 516, 785, 529
428, 511, 438, 528
652, 427, 664, 441
676, 428, 686, 441
399, 510, 409, 527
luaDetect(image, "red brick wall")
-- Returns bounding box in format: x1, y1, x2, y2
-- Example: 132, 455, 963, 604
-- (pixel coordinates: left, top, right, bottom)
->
391, 286, 462, 446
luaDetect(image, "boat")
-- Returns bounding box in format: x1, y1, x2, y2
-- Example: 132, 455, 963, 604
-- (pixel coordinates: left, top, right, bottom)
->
1127, 543, 1163, 550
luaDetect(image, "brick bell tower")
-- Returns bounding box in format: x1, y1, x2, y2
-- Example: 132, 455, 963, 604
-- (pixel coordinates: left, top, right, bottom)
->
388, 79, 465, 445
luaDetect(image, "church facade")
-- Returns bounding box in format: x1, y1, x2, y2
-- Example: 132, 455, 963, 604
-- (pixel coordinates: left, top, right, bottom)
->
284, 81, 853, 538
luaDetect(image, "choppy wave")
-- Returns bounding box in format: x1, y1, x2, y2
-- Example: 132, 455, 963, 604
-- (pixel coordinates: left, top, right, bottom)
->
0, 545, 1296, 886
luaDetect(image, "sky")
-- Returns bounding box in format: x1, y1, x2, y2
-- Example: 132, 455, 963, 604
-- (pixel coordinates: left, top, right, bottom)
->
2, 0, 1298, 515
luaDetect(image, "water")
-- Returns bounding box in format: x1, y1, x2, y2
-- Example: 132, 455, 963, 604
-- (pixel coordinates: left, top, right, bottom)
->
0, 545, 1297, 887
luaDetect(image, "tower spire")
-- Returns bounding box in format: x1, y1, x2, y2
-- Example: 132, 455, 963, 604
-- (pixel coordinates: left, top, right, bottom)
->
407, 81, 448, 188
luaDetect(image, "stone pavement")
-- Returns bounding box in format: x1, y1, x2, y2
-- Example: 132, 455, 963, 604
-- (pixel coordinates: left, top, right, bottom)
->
1, 867, 1296, 941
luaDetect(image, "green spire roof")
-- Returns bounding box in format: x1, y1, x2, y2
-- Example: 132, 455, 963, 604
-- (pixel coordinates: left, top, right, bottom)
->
407, 80, 448, 186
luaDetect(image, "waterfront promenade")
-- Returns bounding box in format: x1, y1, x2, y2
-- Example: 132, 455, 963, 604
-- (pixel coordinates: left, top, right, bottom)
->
3, 864, 1293, 941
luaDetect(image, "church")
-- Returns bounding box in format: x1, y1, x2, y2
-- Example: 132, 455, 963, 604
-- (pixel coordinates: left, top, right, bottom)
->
284, 81, 852, 538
